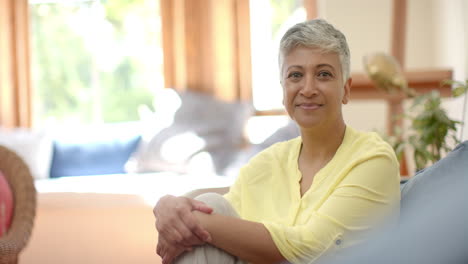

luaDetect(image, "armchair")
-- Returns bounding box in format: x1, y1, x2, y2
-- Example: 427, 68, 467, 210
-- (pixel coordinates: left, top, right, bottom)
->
0, 145, 37, 264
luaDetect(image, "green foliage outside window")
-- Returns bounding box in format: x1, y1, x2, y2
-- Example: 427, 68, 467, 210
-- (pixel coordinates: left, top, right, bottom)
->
269, 0, 303, 37
30, 0, 162, 125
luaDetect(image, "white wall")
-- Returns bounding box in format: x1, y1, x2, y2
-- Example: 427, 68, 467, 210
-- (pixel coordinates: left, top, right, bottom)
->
319, 0, 392, 73
432, 0, 467, 141
464, 0, 468, 141
406, 0, 438, 70
460, 0, 468, 141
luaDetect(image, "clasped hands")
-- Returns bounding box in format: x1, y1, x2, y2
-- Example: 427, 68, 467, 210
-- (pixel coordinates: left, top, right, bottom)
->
153, 195, 214, 264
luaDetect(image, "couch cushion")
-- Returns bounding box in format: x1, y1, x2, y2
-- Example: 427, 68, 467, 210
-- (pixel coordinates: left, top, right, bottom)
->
128, 90, 252, 175
50, 135, 141, 178
0, 171, 13, 237
0, 129, 53, 179
400, 140, 468, 215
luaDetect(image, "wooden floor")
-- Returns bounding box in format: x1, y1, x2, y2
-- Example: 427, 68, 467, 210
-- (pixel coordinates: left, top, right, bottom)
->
21, 193, 163, 264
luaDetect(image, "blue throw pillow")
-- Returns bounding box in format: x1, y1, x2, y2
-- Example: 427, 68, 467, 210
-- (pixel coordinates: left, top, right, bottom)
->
50, 135, 141, 178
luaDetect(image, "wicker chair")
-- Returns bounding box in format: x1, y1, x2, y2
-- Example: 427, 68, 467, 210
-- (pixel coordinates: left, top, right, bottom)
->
0, 145, 37, 264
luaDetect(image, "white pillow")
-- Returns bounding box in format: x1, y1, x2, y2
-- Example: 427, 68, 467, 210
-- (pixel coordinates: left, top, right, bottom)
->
127, 90, 252, 175
0, 128, 53, 180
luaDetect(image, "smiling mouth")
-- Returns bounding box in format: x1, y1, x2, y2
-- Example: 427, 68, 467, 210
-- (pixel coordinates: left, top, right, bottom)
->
296, 103, 324, 110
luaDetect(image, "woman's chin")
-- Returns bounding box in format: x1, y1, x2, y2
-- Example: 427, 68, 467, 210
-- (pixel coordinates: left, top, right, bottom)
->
293, 118, 323, 129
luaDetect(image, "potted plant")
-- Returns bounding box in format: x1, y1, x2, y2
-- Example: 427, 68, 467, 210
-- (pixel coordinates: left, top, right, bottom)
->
363, 52, 468, 172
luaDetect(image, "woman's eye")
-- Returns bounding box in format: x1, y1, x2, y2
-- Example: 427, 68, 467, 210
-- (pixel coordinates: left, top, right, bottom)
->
318, 71, 332, 78
288, 72, 302, 79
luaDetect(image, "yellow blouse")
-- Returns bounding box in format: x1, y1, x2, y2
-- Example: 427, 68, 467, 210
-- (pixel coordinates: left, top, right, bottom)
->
224, 126, 400, 264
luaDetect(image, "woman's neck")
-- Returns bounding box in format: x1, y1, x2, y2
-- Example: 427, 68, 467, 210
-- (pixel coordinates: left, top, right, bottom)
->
299, 121, 347, 163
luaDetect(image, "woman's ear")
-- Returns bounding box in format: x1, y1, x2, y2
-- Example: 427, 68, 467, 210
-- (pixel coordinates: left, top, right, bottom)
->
342, 78, 352, 104
281, 80, 286, 106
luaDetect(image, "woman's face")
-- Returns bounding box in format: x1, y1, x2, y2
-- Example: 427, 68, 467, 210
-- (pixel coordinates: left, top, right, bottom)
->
280, 46, 351, 129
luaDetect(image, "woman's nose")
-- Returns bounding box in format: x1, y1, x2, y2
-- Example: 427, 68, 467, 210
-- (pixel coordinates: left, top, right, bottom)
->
300, 77, 318, 97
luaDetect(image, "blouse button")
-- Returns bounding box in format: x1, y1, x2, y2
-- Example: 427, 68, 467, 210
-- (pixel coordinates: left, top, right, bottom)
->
335, 235, 343, 246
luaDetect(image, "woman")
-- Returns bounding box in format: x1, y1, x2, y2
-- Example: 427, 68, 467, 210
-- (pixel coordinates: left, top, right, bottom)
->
153, 19, 400, 264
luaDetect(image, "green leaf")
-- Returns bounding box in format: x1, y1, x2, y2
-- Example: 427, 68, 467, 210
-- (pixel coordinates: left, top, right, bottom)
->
411, 95, 427, 108
452, 86, 468, 97
441, 79, 463, 87
394, 143, 406, 160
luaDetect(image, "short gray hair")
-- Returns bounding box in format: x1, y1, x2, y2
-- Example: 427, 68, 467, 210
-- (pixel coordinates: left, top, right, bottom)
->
279, 19, 350, 82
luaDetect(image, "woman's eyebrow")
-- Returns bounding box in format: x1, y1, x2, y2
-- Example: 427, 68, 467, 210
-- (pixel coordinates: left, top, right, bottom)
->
316, 63, 335, 70
285, 65, 304, 71
283, 63, 335, 75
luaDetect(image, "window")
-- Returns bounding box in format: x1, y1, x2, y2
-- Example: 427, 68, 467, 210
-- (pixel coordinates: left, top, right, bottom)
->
250, 0, 306, 111
29, 0, 163, 126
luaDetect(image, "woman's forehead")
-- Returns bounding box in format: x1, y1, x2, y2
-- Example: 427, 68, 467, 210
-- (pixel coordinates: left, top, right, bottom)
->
283, 47, 340, 66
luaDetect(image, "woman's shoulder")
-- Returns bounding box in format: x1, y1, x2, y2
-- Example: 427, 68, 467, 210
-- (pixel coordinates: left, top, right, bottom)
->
345, 126, 397, 160
241, 136, 302, 173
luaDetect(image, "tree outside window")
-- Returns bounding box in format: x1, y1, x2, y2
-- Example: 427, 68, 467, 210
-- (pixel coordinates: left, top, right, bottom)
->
29, 0, 163, 126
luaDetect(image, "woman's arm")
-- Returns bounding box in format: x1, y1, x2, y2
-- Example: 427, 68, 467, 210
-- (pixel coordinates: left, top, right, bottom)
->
155, 185, 230, 245
154, 187, 231, 263
193, 211, 285, 264
154, 195, 214, 263
154, 195, 213, 244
